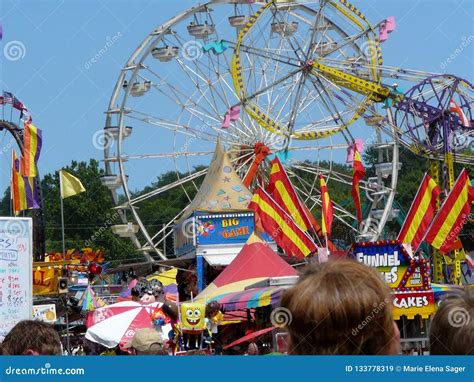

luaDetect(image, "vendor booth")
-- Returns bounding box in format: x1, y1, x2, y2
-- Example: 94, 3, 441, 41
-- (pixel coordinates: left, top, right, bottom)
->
352, 240, 435, 352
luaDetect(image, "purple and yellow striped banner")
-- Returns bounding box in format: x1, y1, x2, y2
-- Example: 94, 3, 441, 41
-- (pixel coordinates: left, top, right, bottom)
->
21, 122, 42, 177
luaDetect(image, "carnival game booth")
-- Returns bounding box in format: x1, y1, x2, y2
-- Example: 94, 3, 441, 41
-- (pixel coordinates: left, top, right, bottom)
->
352, 240, 435, 351
173, 140, 274, 292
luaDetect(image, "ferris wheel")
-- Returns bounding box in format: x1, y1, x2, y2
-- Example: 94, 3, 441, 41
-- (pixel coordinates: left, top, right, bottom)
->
101, 0, 473, 261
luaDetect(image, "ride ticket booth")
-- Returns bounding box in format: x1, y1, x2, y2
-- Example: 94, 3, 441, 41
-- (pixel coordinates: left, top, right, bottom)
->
352, 240, 435, 353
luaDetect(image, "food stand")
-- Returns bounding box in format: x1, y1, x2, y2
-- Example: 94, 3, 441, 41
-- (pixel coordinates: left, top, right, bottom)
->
352, 240, 435, 353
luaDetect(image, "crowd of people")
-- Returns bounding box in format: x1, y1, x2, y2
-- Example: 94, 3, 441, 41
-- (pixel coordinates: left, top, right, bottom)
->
1, 259, 472, 356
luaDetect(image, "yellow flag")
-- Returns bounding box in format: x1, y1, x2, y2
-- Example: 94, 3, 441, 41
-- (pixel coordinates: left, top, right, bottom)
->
60, 170, 86, 199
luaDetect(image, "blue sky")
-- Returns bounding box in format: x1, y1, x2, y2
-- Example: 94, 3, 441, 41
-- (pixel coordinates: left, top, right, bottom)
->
0, 0, 473, 194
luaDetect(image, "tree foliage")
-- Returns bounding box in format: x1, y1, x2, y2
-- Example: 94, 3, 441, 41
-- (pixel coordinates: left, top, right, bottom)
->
1, 147, 471, 261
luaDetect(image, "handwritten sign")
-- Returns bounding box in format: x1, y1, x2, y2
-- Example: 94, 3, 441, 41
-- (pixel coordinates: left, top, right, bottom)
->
0, 218, 33, 341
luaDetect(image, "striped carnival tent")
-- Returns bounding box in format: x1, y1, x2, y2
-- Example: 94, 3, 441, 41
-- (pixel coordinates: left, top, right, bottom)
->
196, 233, 297, 309
207, 286, 285, 311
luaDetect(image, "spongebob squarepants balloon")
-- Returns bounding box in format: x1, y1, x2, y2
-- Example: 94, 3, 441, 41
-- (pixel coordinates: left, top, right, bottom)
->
180, 302, 206, 332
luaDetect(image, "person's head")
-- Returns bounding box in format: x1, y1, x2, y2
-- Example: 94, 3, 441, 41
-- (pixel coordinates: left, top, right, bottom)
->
1, 320, 62, 355
205, 301, 221, 318
162, 302, 179, 322
123, 328, 168, 355
429, 289, 474, 355
280, 259, 400, 355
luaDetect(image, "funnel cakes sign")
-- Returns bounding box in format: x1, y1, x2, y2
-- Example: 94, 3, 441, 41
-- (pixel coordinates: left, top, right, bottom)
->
352, 240, 435, 319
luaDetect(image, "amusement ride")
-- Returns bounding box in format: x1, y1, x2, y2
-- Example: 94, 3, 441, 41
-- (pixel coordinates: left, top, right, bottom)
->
98, 0, 473, 284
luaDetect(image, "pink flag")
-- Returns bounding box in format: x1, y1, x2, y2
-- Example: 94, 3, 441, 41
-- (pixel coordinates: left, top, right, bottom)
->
346, 139, 364, 163
221, 105, 241, 129
379, 16, 396, 42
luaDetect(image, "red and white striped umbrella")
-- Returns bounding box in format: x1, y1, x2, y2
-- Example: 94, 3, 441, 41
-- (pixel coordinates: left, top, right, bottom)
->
85, 301, 161, 349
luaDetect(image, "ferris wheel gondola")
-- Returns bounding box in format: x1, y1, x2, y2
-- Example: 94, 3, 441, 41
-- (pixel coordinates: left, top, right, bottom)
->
102, 0, 457, 260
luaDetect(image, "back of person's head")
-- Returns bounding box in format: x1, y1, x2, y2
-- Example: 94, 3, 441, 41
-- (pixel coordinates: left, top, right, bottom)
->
205, 301, 221, 318
123, 328, 167, 355
280, 259, 399, 355
429, 289, 474, 355
162, 301, 179, 321
1, 320, 62, 355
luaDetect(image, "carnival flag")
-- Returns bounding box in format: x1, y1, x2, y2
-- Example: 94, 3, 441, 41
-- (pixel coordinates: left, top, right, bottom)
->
60, 170, 86, 199
267, 157, 335, 248
320, 176, 334, 236
397, 174, 441, 252
3, 91, 13, 104
21, 122, 42, 177
351, 149, 365, 223
11, 150, 39, 214
11, 150, 26, 215
267, 157, 313, 232
248, 187, 318, 259
424, 169, 474, 253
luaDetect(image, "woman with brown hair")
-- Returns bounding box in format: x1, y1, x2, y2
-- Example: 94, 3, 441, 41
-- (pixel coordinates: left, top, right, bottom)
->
280, 259, 400, 355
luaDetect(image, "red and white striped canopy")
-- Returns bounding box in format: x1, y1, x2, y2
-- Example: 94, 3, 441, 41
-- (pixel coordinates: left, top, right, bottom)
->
85, 301, 162, 349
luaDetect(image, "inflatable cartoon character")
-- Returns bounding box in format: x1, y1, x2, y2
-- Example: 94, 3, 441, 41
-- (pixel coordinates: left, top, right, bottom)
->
180, 302, 206, 350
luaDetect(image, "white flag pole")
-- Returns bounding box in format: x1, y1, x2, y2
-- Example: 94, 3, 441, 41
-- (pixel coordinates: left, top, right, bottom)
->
59, 170, 66, 261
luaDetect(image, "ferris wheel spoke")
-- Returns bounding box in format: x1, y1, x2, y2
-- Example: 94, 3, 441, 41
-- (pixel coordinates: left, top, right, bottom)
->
156, 60, 222, 120
142, 66, 220, 124
287, 73, 308, 134
303, 3, 330, 58
127, 111, 219, 141
270, 7, 307, 63
114, 151, 214, 161
277, 80, 322, 124
175, 56, 231, 115
306, 74, 351, 129
264, 35, 287, 112
127, 168, 208, 206
287, 168, 358, 229
229, 40, 300, 68
271, 73, 305, 124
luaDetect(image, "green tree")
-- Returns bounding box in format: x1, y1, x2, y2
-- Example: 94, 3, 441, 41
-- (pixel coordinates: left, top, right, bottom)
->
39, 159, 139, 262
